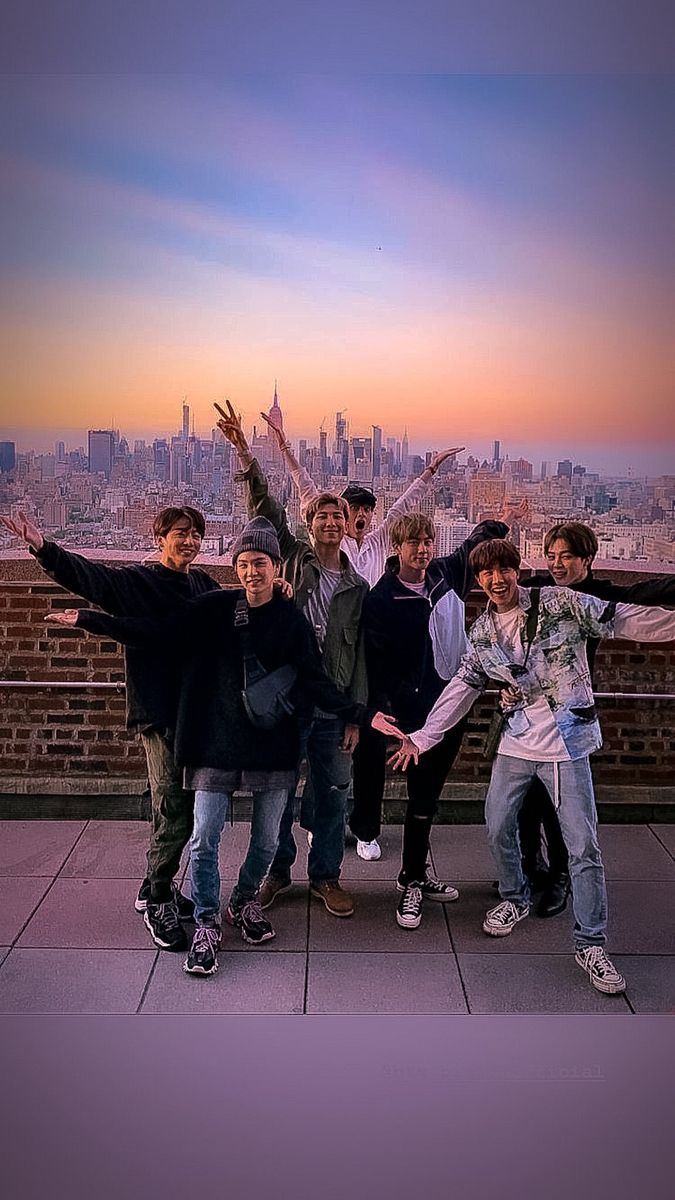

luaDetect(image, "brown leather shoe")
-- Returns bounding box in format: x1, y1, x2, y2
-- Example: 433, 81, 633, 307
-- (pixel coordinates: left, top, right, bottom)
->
310, 880, 355, 917
257, 876, 292, 910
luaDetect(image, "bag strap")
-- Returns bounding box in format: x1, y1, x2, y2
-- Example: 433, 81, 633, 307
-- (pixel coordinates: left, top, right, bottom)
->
522, 588, 540, 666
234, 595, 266, 686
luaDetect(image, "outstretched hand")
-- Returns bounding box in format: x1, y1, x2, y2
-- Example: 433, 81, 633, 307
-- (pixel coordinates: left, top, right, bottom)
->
428, 447, 465, 472
499, 496, 530, 526
44, 608, 80, 627
213, 399, 251, 459
0, 511, 44, 552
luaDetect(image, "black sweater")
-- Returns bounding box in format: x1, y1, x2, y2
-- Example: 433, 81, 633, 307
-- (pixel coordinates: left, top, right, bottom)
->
34, 540, 219, 731
76, 590, 364, 773
364, 519, 507, 731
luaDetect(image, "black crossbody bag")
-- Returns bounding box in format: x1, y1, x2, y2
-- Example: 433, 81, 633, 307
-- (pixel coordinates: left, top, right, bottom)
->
482, 589, 540, 761
234, 597, 298, 730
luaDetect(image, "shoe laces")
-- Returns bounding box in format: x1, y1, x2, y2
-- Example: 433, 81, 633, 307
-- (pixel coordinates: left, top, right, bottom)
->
240, 900, 266, 926
193, 925, 219, 953
155, 902, 180, 931
580, 946, 619, 978
491, 901, 523, 925
401, 884, 423, 913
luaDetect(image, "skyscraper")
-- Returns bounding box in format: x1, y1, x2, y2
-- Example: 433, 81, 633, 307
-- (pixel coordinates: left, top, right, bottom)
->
87, 430, 114, 478
372, 425, 382, 478
0, 442, 16, 473
182, 402, 190, 442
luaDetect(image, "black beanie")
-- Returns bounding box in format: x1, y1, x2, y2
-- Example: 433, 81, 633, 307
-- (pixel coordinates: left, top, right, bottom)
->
231, 517, 281, 565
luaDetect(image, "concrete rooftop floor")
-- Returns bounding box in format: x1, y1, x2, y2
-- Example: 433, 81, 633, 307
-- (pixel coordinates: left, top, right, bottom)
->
0, 819, 672, 1015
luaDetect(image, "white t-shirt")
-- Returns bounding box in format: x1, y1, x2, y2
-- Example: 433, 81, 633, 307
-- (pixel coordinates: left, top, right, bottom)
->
492, 606, 570, 762
304, 566, 342, 648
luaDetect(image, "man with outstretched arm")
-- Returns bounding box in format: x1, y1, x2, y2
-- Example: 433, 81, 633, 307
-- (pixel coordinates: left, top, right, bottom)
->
216, 401, 367, 918
373, 538, 675, 995
260, 407, 464, 863
517, 522, 675, 919
1, 506, 219, 953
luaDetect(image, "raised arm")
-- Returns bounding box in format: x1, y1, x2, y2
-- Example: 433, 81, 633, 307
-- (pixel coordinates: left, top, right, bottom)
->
1, 511, 140, 614
258, 410, 319, 515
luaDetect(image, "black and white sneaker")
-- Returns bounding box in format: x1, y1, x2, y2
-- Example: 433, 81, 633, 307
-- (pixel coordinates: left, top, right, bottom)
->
143, 900, 188, 951
396, 882, 424, 929
135, 880, 194, 920
482, 899, 530, 937
183, 925, 221, 976
226, 899, 275, 945
397, 870, 459, 903
575, 946, 626, 995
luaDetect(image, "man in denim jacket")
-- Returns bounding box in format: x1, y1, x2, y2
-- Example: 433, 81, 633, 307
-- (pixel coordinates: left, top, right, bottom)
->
374, 538, 675, 996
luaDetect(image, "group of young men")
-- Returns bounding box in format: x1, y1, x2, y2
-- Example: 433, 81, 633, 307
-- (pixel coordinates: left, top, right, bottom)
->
3, 405, 673, 993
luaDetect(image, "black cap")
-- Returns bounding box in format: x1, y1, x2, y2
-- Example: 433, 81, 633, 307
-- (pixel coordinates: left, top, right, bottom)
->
341, 484, 377, 509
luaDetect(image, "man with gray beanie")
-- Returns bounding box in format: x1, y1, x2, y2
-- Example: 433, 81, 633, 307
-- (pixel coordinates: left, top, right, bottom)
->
48, 514, 366, 977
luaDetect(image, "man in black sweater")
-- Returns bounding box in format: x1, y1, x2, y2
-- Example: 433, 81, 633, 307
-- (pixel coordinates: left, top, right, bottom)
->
364, 504, 522, 928
47, 517, 366, 977
518, 521, 675, 917
1, 507, 219, 952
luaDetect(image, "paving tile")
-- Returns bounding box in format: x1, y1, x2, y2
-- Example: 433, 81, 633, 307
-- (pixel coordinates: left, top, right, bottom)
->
0, 947, 9, 968
428, 825, 495, 881
15, 878, 154, 949
60, 820, 151, 878
649, 825, 675, 861
458, 953, 632, 1014
306, 951, 468, 1013
604, 881, 675, 955
597, 825, 675, 881
446, 881, 575, 954
617, 956, 675, 1014
0, 877, 54, 943
140, 950, 306, 1013
0, 948, 155, 1013
308, 881, 453, 952
0, 820, 86, 876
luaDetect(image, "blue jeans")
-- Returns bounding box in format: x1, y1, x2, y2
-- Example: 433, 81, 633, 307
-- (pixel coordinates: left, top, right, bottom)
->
269, 716, 351, 884
485, 755, 607, 948
190, 788, 289, 925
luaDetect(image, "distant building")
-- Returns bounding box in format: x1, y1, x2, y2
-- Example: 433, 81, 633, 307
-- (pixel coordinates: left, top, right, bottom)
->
0, 441, 16, 473
87, 431, 114, 479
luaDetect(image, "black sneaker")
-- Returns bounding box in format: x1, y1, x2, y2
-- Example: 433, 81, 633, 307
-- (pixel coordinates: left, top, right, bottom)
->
226, 899, 275, 945
396, 882, 423, 929
397, 870, 459, 902
143, 900, 188, 951
183, 925, 221, 976
135, 880, 194, 920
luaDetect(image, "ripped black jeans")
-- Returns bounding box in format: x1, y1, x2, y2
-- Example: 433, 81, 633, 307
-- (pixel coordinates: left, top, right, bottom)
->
400, 718, 468, 884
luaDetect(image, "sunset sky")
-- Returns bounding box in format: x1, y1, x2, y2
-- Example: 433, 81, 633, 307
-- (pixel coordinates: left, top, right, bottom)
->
1, 72, 673, 473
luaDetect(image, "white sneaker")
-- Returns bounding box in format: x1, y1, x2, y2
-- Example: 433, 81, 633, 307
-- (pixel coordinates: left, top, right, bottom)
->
482, 899, 530, 937
575, 946, 626, 994
356, 839, 381, 861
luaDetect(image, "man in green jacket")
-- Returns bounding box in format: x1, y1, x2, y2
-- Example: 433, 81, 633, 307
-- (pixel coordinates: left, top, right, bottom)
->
217, 401, 368, 917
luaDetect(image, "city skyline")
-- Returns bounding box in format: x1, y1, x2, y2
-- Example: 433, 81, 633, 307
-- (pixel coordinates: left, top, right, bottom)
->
1, 74, 673, 473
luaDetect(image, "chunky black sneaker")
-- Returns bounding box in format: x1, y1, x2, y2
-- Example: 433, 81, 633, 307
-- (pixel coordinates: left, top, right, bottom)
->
183, 925, 221, 976
135, 880, 194, 920
226, 899, 275, 945
396, 882, 424, 929
143, 900, 188, 951
397, 870, 459, 903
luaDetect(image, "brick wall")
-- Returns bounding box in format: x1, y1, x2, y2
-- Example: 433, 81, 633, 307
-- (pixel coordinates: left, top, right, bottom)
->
0, 564, 673, 792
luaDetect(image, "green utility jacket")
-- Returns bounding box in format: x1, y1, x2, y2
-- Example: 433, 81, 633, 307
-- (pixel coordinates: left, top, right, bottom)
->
239, 459, 369, 706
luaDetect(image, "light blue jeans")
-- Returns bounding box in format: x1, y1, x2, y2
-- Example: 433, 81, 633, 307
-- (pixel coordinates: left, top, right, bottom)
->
485, 755, 607, 948
189, 788, 289, 925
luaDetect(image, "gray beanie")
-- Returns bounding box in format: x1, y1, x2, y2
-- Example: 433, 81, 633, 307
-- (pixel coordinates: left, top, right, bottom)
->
231, 516, 281, 565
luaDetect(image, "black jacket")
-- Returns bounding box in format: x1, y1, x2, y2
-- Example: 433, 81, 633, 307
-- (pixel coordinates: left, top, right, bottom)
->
34, 540, 219, 731
76, 590, 364, 773
364, 520, 508, 730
